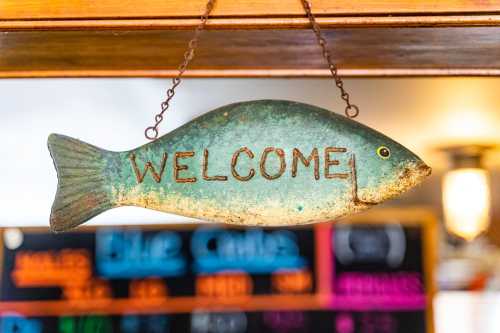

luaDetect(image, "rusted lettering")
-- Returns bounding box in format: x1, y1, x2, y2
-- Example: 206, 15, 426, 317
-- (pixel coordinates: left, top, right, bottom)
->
231, 147, 255, 181
325, 147, 349, 179
174, 151, 197, 183
292, 148, 319, 180
202, 149, 228, 181
129, 152, 168, 184
260, 147, 286, 180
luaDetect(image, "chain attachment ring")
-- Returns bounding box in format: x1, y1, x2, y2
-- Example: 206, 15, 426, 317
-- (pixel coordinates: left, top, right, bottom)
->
345, 105, 359, 118
145, 126, 159, 141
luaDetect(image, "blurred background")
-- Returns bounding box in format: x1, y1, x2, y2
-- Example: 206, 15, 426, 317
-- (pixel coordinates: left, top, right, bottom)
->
1, 77, 499, 332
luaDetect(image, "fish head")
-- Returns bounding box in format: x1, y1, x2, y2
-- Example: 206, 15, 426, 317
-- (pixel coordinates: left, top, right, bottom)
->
352, 128, 432, 204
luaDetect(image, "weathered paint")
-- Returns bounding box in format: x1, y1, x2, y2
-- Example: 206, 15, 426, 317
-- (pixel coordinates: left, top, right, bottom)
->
48, 100, 431, 232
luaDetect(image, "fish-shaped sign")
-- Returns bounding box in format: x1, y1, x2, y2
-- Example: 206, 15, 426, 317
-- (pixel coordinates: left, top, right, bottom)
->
48, 100, 431, 232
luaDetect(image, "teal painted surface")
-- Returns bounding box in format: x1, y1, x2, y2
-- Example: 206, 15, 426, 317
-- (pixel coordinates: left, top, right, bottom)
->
48, 100, 431, 232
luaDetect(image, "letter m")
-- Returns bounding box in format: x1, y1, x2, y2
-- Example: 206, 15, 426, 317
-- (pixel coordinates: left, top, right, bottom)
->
292, 148, 319, 180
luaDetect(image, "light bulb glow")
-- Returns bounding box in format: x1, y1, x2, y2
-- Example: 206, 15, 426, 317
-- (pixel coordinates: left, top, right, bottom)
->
443, 168, 491, 241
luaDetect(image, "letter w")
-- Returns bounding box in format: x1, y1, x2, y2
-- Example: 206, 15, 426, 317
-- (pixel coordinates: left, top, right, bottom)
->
129, 152, 168, 183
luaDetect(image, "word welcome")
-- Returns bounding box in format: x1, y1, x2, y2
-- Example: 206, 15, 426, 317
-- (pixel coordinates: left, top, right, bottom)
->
129, 147, 350, 184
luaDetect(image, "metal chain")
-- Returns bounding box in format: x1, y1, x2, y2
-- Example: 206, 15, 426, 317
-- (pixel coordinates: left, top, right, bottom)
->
300, 0, 359, 118
144, 0, 216, 140
145, 0, 358, 140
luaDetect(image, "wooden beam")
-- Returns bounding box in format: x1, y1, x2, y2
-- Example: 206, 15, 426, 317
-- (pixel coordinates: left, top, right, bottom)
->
1, 28, 500, 78
1, 1, 500, 77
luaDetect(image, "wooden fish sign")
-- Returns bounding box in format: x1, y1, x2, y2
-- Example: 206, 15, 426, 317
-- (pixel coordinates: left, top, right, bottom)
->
48, 100, 431, 232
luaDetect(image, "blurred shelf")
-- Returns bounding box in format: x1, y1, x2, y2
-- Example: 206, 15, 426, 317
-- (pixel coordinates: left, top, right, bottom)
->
1, 0, 500, 77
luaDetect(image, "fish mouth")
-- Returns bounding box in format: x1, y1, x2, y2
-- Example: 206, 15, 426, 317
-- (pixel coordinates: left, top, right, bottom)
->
418, 162, 432, 177
356, 161, 432, 205
403, 162, 432, 182
395, 161, 432, 195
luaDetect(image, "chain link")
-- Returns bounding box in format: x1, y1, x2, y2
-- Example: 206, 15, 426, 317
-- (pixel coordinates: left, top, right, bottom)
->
145, 0, 358, 140
300, 0, 359, 118
145, 0, 216, 140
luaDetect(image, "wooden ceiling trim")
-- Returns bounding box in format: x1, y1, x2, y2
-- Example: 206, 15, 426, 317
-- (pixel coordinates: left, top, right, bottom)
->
2, 1, 500, 78
2, 15, 500, 31
2, 68, 500, 78
1, 27, 500, 77
2, 0, 500, 20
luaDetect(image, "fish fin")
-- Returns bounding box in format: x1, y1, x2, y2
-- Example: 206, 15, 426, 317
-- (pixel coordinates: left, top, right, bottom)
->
47, 134, 113, 232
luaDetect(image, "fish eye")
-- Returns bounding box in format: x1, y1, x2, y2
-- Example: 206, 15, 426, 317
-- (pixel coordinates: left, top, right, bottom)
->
377, 146, 391, 159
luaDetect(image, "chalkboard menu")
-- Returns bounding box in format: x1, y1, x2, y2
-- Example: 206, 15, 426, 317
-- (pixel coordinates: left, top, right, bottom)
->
0, 209, 436, 333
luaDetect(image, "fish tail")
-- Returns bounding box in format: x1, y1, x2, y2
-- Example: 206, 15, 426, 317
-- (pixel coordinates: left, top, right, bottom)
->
47, 134, 114, 232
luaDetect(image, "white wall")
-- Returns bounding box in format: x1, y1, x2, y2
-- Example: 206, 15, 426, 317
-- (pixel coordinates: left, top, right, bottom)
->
435, 292, 500, 333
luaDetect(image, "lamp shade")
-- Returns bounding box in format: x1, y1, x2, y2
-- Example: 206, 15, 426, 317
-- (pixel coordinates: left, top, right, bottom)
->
442, 168, 491, 241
